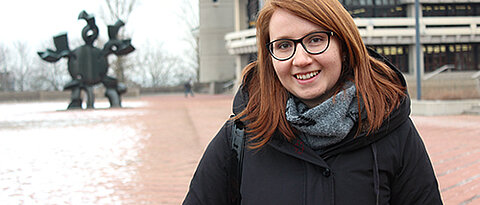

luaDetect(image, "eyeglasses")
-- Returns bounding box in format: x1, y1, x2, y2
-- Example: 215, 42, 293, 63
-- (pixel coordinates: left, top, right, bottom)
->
266, 31, 334, 61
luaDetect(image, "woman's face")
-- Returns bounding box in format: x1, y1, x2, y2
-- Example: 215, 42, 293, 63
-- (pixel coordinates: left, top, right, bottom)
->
269, 9, 343, 108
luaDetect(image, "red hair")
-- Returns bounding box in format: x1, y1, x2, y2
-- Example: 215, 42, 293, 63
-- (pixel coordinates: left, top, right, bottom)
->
236, 0, 405, 149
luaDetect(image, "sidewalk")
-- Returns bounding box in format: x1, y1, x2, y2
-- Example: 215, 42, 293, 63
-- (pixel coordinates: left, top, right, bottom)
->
141, 94, 480, 205
0, 94, 478, 204
412, 115, 480, 205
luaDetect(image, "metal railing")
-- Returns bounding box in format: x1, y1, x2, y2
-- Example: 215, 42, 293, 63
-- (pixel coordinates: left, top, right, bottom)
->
472, 71, 480, 79
423, 64, 455, 80
225, 29, 257, 55
225, 16, 480, 55
355, 16, 480, 38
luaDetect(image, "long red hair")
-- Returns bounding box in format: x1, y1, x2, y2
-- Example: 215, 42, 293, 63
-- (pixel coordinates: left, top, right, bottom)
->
236, 0, 405, 149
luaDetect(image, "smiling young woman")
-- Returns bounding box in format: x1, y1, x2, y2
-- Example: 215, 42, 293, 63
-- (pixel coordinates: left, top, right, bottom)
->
238, 0, 406, 149
183, 0, 443, 204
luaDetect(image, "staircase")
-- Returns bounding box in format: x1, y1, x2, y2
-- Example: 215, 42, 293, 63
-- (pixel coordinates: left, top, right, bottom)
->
464, 104, 480, 115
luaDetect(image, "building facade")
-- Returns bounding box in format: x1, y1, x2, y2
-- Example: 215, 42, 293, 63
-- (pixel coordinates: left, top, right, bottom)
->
201, 0, 480, 98
198, 0, 236, 93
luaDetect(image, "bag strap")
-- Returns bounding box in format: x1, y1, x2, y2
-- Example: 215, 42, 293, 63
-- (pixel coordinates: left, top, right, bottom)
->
230, 118, 245, 205
232, 119, 245, 177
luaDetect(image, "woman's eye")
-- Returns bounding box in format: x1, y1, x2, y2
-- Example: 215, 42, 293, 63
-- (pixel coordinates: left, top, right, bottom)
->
277, 42, 292, 50
309, 36, 324, 44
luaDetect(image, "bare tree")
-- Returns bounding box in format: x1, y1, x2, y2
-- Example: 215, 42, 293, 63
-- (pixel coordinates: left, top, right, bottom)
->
100, 0, 138, 83
0, 43, 7, 72
131, 43, 181, 87
0, 43, 13, 91
33, 59, 69, 91
177, 0, 199, 79
10, 41, 34, 91
102, 0, 137, 23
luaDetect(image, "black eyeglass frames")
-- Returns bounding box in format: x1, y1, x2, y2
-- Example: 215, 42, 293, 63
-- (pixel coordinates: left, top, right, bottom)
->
266, 31, 334, 61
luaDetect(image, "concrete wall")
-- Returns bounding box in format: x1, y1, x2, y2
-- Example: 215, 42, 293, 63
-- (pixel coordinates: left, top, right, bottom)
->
0, 83, 222, 102
405, 72, 480, 100
0, 88, 140, 102
411, 99, 480, 116
199, 0, 236, 85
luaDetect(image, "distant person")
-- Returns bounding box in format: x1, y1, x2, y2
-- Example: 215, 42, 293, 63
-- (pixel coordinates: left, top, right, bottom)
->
184, 78, 194, 97
183, 0, 442, 204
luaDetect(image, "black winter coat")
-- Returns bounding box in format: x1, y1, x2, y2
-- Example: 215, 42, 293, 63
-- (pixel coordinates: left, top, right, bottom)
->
183, 52, 443, 205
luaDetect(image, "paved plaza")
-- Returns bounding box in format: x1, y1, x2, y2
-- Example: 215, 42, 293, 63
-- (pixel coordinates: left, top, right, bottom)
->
0, 94, 479, 204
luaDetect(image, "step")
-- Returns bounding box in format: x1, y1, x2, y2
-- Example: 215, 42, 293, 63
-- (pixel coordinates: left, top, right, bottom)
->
464, 105, 480, 115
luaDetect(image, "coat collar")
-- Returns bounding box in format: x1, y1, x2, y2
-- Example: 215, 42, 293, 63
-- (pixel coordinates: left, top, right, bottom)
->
266, 131, 330, 168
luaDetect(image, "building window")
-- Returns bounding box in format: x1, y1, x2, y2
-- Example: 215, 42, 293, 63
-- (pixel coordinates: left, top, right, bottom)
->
369, 45, 409, 73
423, 3, 480, 17
247, 0, 259, 28
340, 0, 406, 17
477, 44, 480, 71
423, 44, 479, 72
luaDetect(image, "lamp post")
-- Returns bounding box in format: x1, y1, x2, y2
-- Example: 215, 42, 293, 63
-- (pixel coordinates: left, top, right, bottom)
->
415, 0, 422, 100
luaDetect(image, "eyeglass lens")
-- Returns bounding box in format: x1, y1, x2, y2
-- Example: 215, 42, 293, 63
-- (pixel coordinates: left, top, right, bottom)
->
269, 32, 331, 61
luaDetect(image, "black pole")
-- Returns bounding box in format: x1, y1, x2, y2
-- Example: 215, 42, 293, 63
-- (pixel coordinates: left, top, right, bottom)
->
415, 0, 422, 100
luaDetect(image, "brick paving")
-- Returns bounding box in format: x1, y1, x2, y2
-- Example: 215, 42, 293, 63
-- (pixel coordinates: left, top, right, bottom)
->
1, 94, 478, 204
131, 94, 480, 205
111, 94, 233, 204
412, 115, 480, 205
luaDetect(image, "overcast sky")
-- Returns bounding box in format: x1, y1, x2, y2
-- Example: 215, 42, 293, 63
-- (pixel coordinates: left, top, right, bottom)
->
0, 0, 194, 55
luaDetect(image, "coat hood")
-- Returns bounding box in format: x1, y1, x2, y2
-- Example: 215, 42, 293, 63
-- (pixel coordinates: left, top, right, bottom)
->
232, 47, 411, 157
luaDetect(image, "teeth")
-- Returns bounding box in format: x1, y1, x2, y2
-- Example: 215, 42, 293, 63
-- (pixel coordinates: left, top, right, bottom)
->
295, 71, 319, 80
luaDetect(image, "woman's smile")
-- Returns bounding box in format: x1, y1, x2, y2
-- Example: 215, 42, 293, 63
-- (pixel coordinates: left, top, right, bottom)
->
294, 70, 320, 80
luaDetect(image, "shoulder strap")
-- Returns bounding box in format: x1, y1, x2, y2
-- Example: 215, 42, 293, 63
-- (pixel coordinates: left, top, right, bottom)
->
230, 119, 245, 205
232, 119, 245, 175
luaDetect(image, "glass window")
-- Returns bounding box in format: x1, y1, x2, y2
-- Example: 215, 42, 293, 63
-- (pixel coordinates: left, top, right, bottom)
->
476, 44, 480, 70
424, 44, 479, 72
342, 0, 405, 17
369, 45, 409, 73
423, 3, 480, 17
247, 0, 259, 28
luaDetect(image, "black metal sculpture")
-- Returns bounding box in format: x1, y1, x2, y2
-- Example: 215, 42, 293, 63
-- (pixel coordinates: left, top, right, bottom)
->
38, 10, 135, 109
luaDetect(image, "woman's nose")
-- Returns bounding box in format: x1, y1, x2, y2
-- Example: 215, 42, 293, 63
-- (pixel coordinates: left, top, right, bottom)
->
292, 44, 313, 67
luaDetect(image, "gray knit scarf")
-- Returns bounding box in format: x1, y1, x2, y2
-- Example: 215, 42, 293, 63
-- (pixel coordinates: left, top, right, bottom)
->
285, 82, 359, 151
